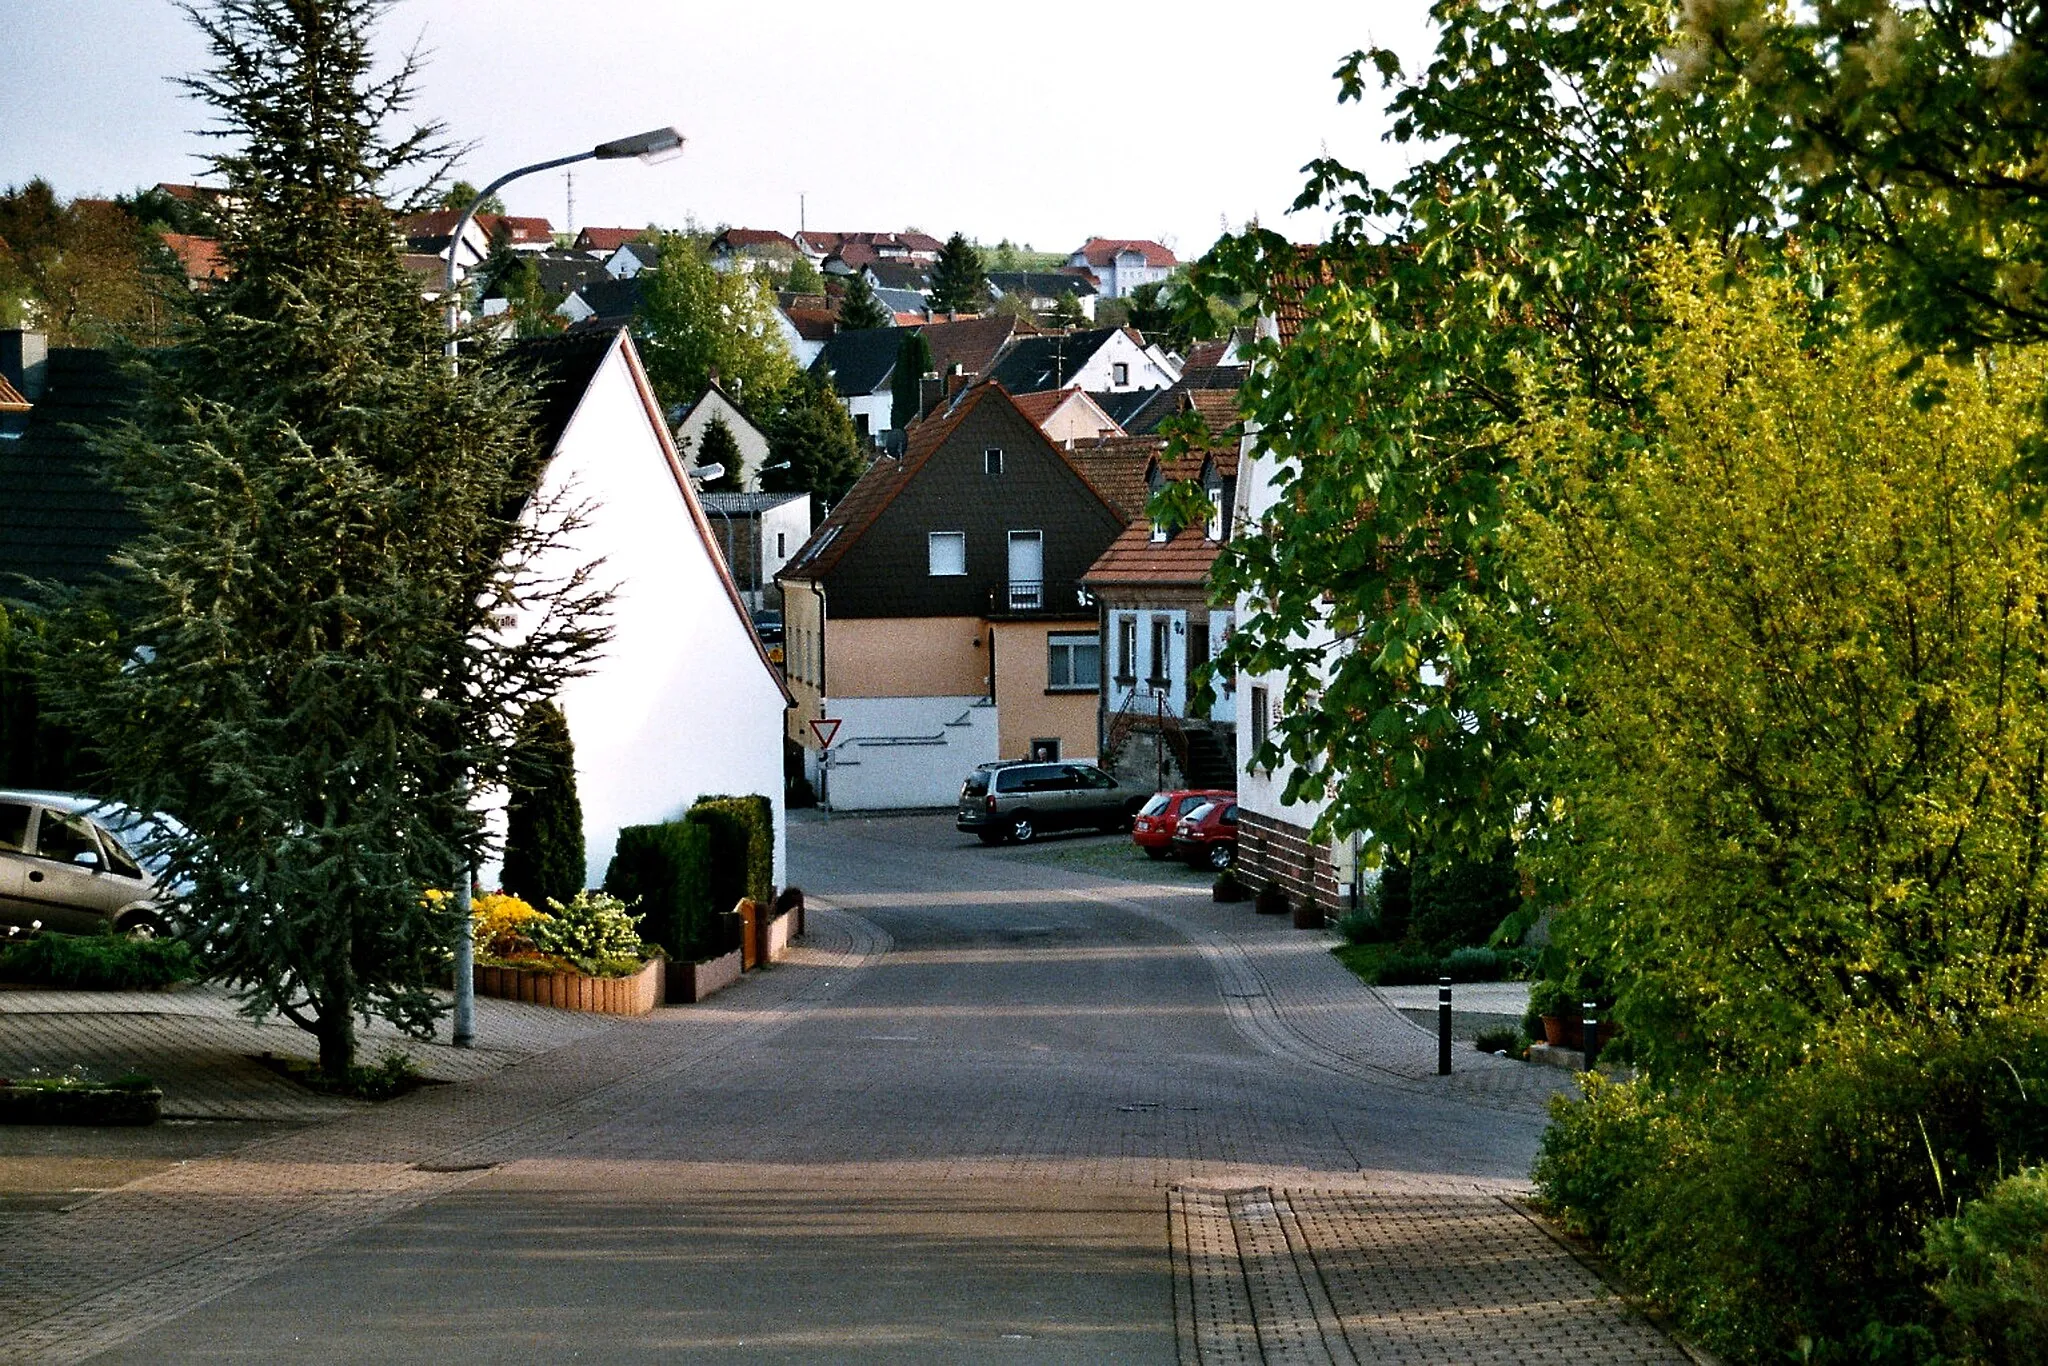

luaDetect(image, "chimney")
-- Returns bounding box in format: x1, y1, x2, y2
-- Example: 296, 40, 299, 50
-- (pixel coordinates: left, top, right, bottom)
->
945, 364, 969, 399
0, 330, 48, 401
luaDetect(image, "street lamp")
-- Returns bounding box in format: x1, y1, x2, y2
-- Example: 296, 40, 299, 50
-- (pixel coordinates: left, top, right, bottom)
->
444, 126, 683, 1049
442, 126, 685, 364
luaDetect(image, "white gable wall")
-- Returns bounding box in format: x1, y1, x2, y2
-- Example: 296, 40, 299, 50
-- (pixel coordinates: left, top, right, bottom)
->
1067, 331, 1180, 393
675, 387, 773, 488
503, 337, 789, 890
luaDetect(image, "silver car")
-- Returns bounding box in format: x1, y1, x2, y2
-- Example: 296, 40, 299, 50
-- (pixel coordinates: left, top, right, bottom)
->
0, 790, 168, 936
956, 761, 1139, 845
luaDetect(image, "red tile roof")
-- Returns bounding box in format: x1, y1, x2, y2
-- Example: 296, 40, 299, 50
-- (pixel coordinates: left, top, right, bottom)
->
800, 229, 945, 257
1073, 237, 1177, 269
1065, 435, 1163, 522
921, 314, 1028, 380
1081, 518, 1222, 588
574, 226, 651, 252
159, 232, 226, 287
717, 227, 798, 251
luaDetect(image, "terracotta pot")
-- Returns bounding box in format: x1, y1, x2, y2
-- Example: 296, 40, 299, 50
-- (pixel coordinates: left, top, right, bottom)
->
1540, 1014, 1616, 1049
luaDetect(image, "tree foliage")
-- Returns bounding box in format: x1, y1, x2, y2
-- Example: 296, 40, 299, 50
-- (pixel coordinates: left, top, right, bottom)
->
0, 179, 173, 344
891, 327, 932, 431
634, 231, 797, 415
929, 232, 987, 314
693, 413, 743, 492
33, 0, 609, 1078
762, 369, 866, 511
500, 702, 585, 911
784, 253, 822, 294
835, 272, 891, 331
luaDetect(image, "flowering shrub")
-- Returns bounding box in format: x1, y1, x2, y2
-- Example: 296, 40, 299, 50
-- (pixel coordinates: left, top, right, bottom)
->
470, 891, 546, 957
526, 891, 644, 973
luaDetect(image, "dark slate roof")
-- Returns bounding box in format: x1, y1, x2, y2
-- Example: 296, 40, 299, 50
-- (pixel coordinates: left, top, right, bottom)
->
567, 276, 645, 324
508, 253, 609, 300
866, 261, 932, 292
500, 329, 619, 452
1089, 387, 1171, 429
985, 328, 1120, 394
874, 286, 929, 318
989, 270, 1097, 299
0, 348, 145, 592
809, 325, 903, 397
700, 491, 808, 515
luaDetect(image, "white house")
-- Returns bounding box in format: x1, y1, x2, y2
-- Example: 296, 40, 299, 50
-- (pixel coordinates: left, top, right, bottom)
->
603, 241, 661, 279
985, 326, 1181, 396
1066, 238, 1178, 299
673, 381, 773, 488
700, 490, 812, 613
493, 328, 791, 889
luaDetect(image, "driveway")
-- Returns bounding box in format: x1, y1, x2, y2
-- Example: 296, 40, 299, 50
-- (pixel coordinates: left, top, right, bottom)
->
1, 811, 1681, 1364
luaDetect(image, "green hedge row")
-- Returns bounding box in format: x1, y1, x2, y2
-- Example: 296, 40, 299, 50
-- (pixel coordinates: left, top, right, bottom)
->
602, 794, 774, 964
686, 794, 773, 913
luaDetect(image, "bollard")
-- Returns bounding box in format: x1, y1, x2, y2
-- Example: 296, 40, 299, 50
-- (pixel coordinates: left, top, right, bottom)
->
1582, 1000, 1600, 1072
1438, 976, 1453, 1076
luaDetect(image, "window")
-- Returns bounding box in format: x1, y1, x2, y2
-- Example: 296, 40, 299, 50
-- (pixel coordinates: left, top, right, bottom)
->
1006, 530, 1043, 609
95, 826, 143, 880
1047, 633, 1101, 691
984, 447, 1004, 475
34, 809, 99, 865
776, 531, 787, 557
1112, 361, 1130, 386
1116, 616, 1138, 681
928, 531, 966, 576
0, 802, 28, 852
1250, 685, 1271, 763
1149, 617, 1172, 686
1207, 489, 1225, 541
855, 411, 872, 440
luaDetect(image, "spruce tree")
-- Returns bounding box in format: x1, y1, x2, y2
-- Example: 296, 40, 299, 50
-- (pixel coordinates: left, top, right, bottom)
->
836, 272, 892, 331
34, 0, 609, 1078
501, 702, 585, 910
694, 413, 744, 491
762, 370, 867, 511
930, 233, 988, 314
890, 328, 933, 430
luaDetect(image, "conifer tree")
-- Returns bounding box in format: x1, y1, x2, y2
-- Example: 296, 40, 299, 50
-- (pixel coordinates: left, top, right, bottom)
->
762, 370, 867, 512
890, 328, 932, 430
836, 272, 892, 331
500, 702, 585, 910
784, 254, 823, 294
693, 413, 744, 492
35, 0, 609, 1078
930, 233, 988, 314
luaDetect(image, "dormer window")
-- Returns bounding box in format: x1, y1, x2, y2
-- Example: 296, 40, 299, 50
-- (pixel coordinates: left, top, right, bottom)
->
984, 447, 1004, 475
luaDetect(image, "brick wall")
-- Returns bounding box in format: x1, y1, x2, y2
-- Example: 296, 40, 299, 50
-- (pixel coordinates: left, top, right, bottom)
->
1236, 809, 1341, 912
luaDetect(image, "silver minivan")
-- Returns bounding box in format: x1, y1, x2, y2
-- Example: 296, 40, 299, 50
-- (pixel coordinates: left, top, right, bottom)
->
0, 790, 168, 936
956, 761, 1137, 844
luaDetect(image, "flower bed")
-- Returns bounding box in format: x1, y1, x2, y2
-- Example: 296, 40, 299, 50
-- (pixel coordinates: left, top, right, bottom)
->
0, 1068, 161, 1125
469, 889, 664, 1015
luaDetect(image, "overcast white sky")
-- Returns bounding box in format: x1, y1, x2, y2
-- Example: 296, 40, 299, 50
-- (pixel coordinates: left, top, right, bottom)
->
1, 0, 1438, 259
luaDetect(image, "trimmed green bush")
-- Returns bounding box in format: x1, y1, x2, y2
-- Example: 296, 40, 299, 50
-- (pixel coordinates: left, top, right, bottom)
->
0, 931, 197, 990
1409, 848, 1520, 953
501, 701, 585, 909
604, 821, 714, 961
687, 794, 773, 912
1927, 1167, 2048, 1363
1371, 949, 1445, 985
1442, 945, 1506, 982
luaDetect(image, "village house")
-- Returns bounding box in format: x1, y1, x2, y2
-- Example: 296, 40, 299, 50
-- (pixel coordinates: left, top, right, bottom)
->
776, 381, 1148, 810
1065, 238, 1178, 299
709, 227, 800, 273
984, 326, 1181, 396
988, 270, 1098, 321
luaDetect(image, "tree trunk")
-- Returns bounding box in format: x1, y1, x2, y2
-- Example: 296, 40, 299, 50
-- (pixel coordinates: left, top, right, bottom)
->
313, 1006, 355, 1080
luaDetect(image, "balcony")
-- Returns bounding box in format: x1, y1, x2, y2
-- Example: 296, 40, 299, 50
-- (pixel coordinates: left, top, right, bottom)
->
1005, 579, 1043, 611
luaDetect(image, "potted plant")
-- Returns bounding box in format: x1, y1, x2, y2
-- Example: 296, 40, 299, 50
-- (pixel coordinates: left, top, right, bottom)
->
1255, 882, 1290, 916
470, 891, 665, 1015
1526, 979, 1573, 1045
1213, 869, 1246, 903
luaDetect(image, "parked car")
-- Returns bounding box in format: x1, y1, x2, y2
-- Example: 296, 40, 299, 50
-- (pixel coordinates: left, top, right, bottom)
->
957, 760, 1141, 844
0, 790, 174, 937
751, 609, 786, 668
1132, 788, 1235, 860
1171, 799, 1239, 870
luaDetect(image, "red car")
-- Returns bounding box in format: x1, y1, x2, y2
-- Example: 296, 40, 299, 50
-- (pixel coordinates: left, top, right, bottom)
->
1171, 800, 1239, 870
1132, 789, 1234, 860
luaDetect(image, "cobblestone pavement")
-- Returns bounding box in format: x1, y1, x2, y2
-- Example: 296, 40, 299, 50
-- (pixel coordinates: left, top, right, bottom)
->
0, 812, 1684, 1363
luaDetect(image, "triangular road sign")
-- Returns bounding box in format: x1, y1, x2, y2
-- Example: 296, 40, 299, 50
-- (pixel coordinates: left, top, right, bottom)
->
810, 718, 842, 748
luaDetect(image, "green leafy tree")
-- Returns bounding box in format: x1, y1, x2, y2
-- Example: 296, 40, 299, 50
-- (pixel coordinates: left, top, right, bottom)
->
763, 369, 866, 511
1045, 290, 1085, 329
634, 231, 798, 414
438, 179, 504, 214
784, 254, 822, 294
482, 249, 563, 339
890, 327, 932, 430
33, 0, 610, 1079
693, 413, 743, 492
500, 702, 584, 909
991, 238, 1021, 272
0, 179, 169, 343
930, 232, 987, 314
835, 271, 891, 331
1516, 252, 2048, 1079
1189, 0, 1785, 867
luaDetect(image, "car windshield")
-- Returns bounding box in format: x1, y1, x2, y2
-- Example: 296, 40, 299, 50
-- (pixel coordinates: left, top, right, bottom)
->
96, 807, 194, 879
1139, 794, 1170, 817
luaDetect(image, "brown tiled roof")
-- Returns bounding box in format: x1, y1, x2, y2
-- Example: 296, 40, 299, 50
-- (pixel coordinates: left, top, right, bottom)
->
800, 229, 945, 257
1074, 237, 1177, 268
0, 374, 29, 413
400, 210, 554, 247
159, 232, 226, 287
717, 227, 798, 251
574, 226, 649, 252
1181, 338, 1230, 370
1186, 389, 1241, 435
783, 307, 838, 342
921, 313, 1026, 380
1064, 435, 1161, 522
1009, 388, 1070, 427
1081, 518, 1221, 588
785, 382, 1137, 583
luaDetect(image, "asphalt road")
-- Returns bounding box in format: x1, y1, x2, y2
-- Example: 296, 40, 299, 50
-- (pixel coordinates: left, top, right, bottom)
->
84, 812, 1567, 1365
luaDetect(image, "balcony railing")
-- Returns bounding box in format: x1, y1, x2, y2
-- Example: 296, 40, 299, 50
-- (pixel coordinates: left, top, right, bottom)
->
1006, 579, 1043, 611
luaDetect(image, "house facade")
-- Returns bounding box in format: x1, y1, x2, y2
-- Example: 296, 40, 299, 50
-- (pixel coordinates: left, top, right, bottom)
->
1066, 238, 1178, 299
778, 383, 1143, 809
986, 327, 1180, 397
672, 381, 773, 488
700, 490, 811, 613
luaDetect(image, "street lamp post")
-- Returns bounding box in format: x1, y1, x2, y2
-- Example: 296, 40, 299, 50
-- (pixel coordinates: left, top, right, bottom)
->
444, 126, 683, 1048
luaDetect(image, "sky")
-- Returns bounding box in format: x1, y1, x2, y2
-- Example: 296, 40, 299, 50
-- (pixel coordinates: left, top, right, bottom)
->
0, 0, 1439, 261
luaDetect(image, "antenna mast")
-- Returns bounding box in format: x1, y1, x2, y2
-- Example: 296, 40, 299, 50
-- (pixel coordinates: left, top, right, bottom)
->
565, 169, 576, 233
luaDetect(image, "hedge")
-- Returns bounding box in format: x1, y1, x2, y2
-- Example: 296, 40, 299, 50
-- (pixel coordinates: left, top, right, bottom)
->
686, 794, 773, 914
603, 821, 714, 961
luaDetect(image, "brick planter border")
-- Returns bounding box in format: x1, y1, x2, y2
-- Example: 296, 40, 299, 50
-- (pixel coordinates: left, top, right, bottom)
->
755, 908, 797, 965
669, 947, 743, 1004
474, 957, 663, 1016
0, 1085, 162, 1126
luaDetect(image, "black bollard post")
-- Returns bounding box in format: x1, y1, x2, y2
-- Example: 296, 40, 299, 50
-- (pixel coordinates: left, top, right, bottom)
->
1438, 976, 1453, 1076
1582, 1000, 1600, 1072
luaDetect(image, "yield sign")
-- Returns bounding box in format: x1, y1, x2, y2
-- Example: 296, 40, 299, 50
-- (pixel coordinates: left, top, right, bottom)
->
809, 718, 842, 749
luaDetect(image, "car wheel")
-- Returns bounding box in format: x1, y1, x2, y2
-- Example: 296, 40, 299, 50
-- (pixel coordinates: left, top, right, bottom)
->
1144, 847, 1170, 861
1008, 813, 1037, 844
1206, 843, 1236, 871
117, 910, 170, 940
976, 830, 1004, 846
